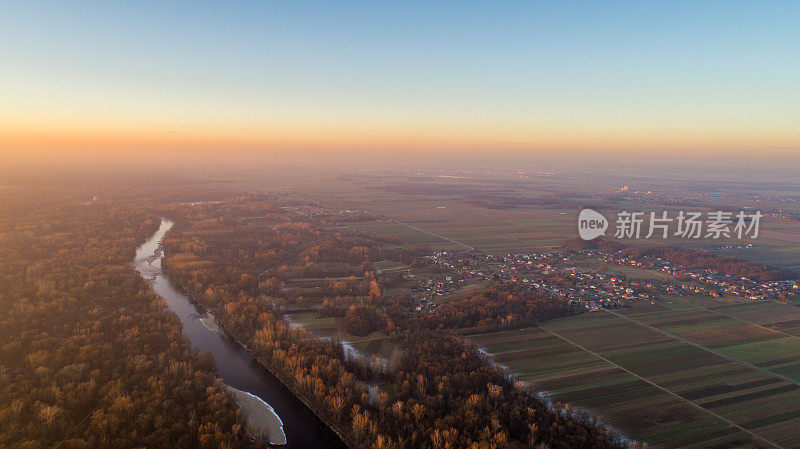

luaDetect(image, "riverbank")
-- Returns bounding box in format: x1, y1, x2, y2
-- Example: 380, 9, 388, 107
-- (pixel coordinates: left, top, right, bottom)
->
224, 384, 287, 445
200, 311, 222, 334
164, 276, 354, 447
212, 319, 358, 449
135, 219, 348, 449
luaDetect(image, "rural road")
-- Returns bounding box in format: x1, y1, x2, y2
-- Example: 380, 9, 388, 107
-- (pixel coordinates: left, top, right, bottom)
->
390, 219, 475, 250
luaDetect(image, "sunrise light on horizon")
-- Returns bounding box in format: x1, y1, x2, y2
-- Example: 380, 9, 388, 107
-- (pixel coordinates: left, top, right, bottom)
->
7, 4, 800, 448
1, 1, 799, 158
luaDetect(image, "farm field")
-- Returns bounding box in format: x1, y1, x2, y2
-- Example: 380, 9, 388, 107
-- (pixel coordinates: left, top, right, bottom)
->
242, 165, 800, 268
469, 299, 800, 449
335, 207, 577, 254
277, 174, 800, 268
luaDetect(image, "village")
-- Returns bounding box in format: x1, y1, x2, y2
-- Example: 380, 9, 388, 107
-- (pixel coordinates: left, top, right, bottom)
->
404, 247, 800, 313
590, 249, 800, 300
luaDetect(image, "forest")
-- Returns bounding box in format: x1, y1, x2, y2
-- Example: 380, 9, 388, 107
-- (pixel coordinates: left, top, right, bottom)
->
0, 188, 254, 449
401, 283, 574, 334
160, 196, 627, 449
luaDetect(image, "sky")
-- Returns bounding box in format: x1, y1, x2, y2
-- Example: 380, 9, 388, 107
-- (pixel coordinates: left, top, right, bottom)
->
1, 1, 799, 160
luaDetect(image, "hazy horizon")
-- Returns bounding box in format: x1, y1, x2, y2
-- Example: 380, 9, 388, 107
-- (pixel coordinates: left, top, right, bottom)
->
6, 4, 800, 449
2, 1, 799, 161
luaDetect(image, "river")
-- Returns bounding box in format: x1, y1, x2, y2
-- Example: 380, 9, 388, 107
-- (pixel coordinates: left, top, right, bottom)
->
134, 219, 347, 449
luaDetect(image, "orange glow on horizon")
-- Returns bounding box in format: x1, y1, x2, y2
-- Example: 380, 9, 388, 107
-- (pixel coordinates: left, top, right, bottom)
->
2, 116, 797, 160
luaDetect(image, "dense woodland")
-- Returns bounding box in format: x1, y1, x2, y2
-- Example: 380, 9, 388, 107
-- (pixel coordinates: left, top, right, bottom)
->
403, 283, 574, 334
0, 189, 253, 449
161, 197, 626, 449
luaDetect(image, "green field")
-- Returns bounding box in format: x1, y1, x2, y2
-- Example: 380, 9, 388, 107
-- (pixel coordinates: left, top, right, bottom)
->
469, 299, 800, 449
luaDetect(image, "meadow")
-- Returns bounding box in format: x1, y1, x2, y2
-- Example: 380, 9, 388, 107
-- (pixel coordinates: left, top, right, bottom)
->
263, 171, 800, 270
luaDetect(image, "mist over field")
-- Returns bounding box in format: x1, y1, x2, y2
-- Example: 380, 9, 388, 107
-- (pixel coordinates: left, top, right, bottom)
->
3, 1, 800, 448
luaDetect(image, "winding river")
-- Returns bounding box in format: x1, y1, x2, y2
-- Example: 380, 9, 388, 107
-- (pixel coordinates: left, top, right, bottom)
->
134, 219, 346, 449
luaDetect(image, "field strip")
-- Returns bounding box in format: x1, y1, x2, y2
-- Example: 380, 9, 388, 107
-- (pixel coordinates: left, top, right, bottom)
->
389, 219, 475, 250
537, 324, 785, 449
376, 266, 408, 273
628, 303, 800, 340
605, 310, 800, 387
695, 304, 800, 340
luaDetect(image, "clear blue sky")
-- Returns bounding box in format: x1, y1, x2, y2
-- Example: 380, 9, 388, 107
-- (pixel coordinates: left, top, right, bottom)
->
1, 1, 798, 156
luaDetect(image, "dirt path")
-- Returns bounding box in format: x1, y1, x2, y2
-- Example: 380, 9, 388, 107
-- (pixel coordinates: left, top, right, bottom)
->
390, 219, 475, 250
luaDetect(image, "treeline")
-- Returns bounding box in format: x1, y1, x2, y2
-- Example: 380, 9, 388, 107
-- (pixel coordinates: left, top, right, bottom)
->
161, 196, 626, 449
564, 238, 797, 281
623, 246, 797, 281
465, 194, 571, 210
404, 283, 574, 334
0, 190, 252, 449
396, 334, 622, 449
